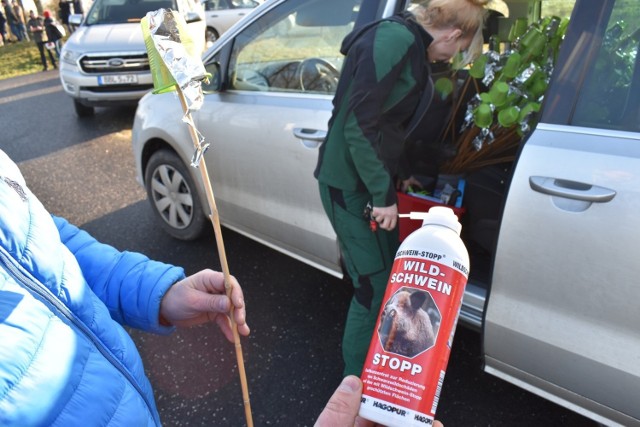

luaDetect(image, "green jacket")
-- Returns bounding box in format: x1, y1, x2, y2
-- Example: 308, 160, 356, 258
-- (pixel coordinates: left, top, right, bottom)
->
315, 12, 433, 207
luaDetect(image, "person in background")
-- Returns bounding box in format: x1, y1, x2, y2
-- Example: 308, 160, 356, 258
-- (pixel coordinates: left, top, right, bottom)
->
314, 0, 488, 377
58, 0, 71, 33
43, 9, 63, 57
26, 9, 57, 70
1, 0, 19, 41
0, 8, 7, 45
11, 0, 28, 41
70, 0, 83, 31
0, 148, 250, 426
72, 0, 83, 15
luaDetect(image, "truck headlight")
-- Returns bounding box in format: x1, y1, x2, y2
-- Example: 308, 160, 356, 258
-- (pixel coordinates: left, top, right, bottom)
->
61, 49, 82, 65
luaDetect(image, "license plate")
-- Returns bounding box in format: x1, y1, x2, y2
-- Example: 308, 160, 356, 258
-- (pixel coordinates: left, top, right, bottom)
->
98, 74, 138, 85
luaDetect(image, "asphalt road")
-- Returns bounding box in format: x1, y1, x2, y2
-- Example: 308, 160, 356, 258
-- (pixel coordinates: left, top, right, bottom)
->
0, 72, 597, 426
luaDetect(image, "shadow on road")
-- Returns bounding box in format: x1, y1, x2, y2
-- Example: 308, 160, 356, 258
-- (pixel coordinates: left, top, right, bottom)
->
82, 201, 353, 426
0, 72, 138, 163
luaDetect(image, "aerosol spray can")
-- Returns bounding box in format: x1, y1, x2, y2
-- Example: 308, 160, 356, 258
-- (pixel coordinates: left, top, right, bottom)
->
359, 206, 470, 427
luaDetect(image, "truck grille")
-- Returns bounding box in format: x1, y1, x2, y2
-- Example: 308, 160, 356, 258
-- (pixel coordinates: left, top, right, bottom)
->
79, 54, 150, 74
82, 84, 155, 93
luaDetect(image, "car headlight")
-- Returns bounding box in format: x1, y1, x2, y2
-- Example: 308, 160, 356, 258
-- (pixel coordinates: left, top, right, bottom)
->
61, 49, 82, 65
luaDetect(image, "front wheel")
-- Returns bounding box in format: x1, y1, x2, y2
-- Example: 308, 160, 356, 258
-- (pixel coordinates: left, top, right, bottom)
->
205, 27, 219, 49
144, 150, 208, 240
74, 99, 94, 117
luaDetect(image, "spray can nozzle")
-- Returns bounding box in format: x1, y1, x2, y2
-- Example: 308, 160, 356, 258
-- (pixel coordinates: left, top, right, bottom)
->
398, 206, 462, 235
398, 212, 430, 220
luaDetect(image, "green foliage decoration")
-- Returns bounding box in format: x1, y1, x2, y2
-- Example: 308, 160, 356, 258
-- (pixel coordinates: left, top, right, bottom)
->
437, 16, 569, 174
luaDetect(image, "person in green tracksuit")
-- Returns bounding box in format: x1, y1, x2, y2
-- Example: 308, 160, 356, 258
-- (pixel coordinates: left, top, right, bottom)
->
315, 0, 488, 376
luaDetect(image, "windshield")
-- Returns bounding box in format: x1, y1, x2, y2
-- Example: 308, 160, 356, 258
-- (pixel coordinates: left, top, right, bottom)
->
85, 0, 177, 24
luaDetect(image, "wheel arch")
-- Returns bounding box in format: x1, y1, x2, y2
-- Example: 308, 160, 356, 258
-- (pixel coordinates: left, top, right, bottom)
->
140, 138, 210, 219
205, 25, 220, 39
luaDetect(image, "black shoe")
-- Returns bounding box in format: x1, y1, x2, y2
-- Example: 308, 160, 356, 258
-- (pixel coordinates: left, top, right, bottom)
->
42, 67, 48, 71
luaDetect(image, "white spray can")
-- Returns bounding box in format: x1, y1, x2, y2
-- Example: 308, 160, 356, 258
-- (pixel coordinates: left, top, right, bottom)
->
359, 206, 470, 427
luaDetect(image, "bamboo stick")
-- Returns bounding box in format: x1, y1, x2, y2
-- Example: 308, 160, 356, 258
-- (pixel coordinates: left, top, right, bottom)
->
445, 74, 473, 145
176, 86, 254, 427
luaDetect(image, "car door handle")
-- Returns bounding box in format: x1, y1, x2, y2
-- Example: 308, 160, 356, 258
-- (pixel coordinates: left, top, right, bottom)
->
293, 128, 326, 149
529, 176, 616, 203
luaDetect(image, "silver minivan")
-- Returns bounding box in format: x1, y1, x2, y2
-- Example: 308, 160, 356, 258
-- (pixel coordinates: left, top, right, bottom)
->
59, 0, 206, 117
131, 0, 640, 425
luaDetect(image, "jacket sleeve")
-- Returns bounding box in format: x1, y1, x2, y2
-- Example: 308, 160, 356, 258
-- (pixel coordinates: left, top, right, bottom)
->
344, 21, 416, 207
53, 215, 185, 334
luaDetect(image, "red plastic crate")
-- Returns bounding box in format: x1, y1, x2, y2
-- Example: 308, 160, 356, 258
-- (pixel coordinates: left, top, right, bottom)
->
397, 191, 465, 241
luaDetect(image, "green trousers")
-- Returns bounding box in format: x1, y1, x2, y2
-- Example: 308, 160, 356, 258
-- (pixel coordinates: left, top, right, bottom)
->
319, 183, 399, 376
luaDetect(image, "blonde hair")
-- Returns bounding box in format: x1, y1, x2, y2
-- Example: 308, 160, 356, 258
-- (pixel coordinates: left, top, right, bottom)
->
412, 0, 488, 64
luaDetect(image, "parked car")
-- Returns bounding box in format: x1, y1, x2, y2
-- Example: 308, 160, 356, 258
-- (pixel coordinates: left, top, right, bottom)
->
59, 0, 206, 117
203, 0, 260, 47
131, 0, 640, 425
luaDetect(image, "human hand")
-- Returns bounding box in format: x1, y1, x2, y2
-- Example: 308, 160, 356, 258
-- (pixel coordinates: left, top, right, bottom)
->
371, 204, 398, 231
399, 175, 424, 193
159, 269, 250, 342
315, 376, 444, 427
315, 376, 373, 427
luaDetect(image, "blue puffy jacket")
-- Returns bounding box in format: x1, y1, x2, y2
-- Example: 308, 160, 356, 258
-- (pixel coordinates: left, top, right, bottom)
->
0, 150, 186, 426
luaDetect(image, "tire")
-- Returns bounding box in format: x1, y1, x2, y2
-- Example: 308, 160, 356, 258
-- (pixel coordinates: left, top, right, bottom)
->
73, 99, 95, 117
144, 150, 208, 241
205, 27, 219, 48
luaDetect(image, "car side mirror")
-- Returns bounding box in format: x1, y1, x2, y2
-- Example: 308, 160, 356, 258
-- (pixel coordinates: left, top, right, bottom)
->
185, 11, 202, 23
69, 13, 83, 25
203, 62, 223, 92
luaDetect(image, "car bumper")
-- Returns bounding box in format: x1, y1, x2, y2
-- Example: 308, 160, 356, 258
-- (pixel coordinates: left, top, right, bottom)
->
59, 62, 154, 107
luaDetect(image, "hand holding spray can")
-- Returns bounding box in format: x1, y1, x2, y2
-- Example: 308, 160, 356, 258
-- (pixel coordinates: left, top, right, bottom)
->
359, 206, 469, 426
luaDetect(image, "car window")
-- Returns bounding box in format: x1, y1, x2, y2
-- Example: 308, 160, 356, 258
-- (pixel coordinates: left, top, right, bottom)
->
226, 0, 360, 94
571, 0, 640, 131
204, 0, 257, 11
204, 0, 229, 11
85, 0, 175, 24
230, 0, 258, 8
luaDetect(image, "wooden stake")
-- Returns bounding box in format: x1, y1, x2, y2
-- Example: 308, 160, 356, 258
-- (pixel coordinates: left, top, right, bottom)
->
176, 86, 254, 427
